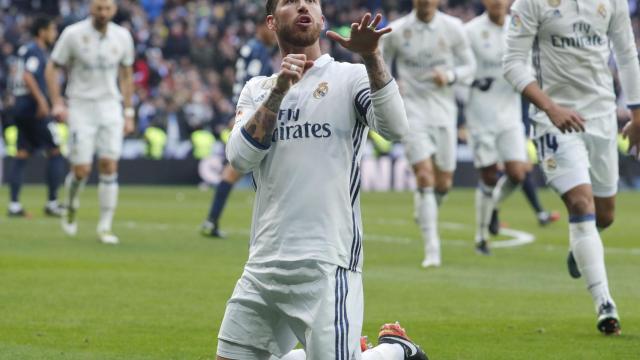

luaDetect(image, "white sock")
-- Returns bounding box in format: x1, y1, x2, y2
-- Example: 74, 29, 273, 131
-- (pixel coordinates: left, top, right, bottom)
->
416, 187, 440, 262
493, 175, 519, 206
65, 173, 86, 210
98, 173, 119, 233
362, 343, 405, 360
271, 349, 306, 360
475, 181, 494, 243
569, 216, 614, 311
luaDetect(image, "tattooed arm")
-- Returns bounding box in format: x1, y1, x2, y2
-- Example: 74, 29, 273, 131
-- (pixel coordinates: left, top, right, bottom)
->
361, 51, 392, 92
227, 55, 312, 173
329, 13, 409, 141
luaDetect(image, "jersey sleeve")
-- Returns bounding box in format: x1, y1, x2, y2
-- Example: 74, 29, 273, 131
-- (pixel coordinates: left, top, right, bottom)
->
226, 81, 269, 173
450, 20, 477, 85
23, 48, 41, 74
380, 30, 398, 69
50, 27, 73, 66
352, 66, 408, 141
608, 0, 640, 108
503, 0, 539, 92
121, 31, 135, 67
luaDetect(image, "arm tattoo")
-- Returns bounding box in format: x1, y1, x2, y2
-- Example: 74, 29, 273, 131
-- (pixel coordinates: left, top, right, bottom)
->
362, 51, 393, 92
243, 90, 285, 147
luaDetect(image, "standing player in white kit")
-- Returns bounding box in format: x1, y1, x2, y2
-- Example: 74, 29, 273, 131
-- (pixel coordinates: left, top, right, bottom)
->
464, 0, 529, 254
381, 0, 476, 267
46, 0, 135, 244
504, 0, 640, 334
216, 0, 428, 359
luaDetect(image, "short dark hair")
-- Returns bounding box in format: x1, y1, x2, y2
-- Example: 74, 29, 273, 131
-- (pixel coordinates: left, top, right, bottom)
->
266, 0, 278, 15
30, 16, 54, 37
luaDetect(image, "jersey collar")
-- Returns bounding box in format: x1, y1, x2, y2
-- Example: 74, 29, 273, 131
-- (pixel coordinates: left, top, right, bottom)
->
312, 54, 333, 69
412, 10, 438, 31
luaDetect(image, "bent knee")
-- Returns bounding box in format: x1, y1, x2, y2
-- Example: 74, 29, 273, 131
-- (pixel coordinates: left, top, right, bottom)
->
596, 213, 615, 229
564, 194, 595, 216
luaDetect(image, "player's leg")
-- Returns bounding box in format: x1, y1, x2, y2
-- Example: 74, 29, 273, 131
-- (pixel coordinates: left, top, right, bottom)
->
217, 267, 298, 360
432, 124, 457, 206
475, 165, 499, 255
404, 130, 440, 268
541, 129, 619, 334
201, 164, 243, 238
7, 149, 30, 217
521, 141, 560, 226
467, 130, 499, 253
61, 102, 96, 236
96, 158, 119, 244
94, 100, 126, 244
41, 120, 65, 216
492, 127, 528, 213
7, 116, 35, 217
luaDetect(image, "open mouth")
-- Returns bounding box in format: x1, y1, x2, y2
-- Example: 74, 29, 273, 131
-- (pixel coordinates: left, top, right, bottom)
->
296, 15, 313, 26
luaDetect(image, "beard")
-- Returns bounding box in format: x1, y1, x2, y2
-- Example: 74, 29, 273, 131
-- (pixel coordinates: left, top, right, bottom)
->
277, 21, 322, 47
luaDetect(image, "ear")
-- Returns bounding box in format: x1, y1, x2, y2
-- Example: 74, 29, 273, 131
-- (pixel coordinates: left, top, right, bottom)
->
266, 15, 276, 31
321, 15, 326, 30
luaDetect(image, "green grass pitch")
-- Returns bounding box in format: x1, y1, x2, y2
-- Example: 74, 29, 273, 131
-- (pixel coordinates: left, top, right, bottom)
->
1, 186, 639, 359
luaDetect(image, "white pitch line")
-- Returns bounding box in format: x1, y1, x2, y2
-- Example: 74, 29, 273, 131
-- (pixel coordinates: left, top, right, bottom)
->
13, 219, 640, 255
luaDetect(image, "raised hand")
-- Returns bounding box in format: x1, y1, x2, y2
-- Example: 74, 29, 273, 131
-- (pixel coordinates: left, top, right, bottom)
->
326, 13, 392, 57
275, 54, 314, 94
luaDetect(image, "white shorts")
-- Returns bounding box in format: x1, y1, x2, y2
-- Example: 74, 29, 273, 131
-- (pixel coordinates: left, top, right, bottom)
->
468, 124, 528, 168
403, 124, 457, 171
534, 115, 619, 197
217, 261, 363, 360
67, 98, 124, 165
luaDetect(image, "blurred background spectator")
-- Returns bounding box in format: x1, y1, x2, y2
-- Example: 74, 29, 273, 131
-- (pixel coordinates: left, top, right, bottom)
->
1, 0, 639, 162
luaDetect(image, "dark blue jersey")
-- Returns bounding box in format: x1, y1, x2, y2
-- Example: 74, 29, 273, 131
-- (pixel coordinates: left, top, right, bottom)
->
13, 41, 49, 118
232, 38, 274, 105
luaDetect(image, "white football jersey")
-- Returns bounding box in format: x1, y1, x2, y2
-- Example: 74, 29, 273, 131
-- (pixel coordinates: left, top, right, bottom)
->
504, 0, 640, 136
51, 18, 134, 101
465, 14, 523, 133
381, 11, 476, 127
226, 54, 407, 272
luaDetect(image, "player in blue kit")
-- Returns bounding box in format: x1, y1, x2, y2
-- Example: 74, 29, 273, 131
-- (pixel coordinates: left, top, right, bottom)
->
7, 16, 65, 218
201, 17, 277, 238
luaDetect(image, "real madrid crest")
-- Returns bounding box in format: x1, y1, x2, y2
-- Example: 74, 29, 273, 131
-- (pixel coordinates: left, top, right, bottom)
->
438, 37, 447, 51
313, 82, 329, 99
547, 0, 561, 7
545, 157, 557, 171
482, 30, 490, 39
597, 3, 607, 18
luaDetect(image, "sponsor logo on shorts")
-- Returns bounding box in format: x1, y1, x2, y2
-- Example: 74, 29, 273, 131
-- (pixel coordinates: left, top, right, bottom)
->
545, 157, 558, 171
548, 0, 561, 7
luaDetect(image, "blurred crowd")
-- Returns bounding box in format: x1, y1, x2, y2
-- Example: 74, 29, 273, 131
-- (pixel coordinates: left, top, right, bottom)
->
1, 0, 640, 160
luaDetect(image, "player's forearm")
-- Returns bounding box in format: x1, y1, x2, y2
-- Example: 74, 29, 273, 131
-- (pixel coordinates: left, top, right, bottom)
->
367, 80, 409, 141
23, 72, 47, 105
45, 62, 63, 105
522, 82, 555, 113
242, 90, 284, 147
362, 50, 392, 92
119, 66, 134, 109
451, 50, 477, 85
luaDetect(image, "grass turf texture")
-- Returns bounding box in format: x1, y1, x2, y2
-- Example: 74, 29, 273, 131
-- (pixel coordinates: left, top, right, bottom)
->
1, 186, 639, 359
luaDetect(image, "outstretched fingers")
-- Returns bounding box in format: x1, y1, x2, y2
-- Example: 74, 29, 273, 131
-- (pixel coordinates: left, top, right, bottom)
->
326, 30, 349, 47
